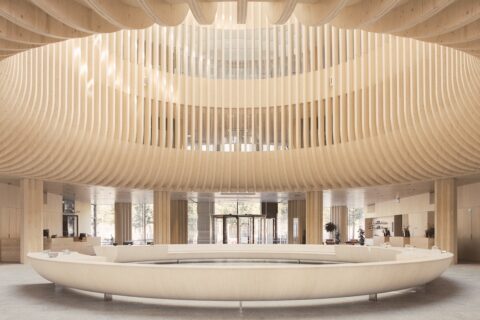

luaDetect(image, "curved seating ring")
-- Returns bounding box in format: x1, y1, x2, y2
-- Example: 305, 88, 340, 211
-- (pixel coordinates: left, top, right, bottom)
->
28, 245, 452, 301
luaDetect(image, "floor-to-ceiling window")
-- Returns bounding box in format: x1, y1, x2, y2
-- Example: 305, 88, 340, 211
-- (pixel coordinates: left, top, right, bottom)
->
187, 201, 198, 244
95, 204, 115, 244
277, 202, 288, 243
132, 203, 153, 244
348, 208, 364, 241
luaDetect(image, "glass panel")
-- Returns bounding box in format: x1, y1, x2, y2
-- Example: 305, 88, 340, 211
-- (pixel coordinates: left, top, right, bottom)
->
95, 205, 115, 245
132, 203, 153, 244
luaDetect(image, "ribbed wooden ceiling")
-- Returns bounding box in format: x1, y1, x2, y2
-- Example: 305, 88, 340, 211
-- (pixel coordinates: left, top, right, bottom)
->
0, 1, 479, 192
0, 0, 479, 59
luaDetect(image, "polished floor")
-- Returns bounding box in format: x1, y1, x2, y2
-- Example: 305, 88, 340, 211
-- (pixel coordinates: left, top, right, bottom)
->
1, 262, 479, 320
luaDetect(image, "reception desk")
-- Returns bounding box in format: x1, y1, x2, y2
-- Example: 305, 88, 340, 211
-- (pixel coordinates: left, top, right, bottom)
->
44, 237, 101, 255
410, 237, 435, 249
0, 238, 20, 262
373, 236, 390, 246
29, 245, 453, 301
390, 237, 410, 247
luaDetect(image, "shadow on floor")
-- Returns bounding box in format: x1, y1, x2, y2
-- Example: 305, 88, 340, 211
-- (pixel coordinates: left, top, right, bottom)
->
13, 277, 461, 320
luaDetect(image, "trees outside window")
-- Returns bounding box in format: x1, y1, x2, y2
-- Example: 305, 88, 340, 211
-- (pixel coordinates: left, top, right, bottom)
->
132, 203, 153, 244
95, 205, 115, 244
348, 208, 364, 240
188, 201, 198, 244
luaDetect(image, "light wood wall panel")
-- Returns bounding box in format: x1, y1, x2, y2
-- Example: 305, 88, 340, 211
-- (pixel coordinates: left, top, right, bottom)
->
170, 199, 188, 244
306, 190, 323, 244
114, 202, 132, 244
331, 205, 347, 243
435, 178, 458, 264
20, 179, 43, 264
153, 191, 170, 244
287, 199, 305, 244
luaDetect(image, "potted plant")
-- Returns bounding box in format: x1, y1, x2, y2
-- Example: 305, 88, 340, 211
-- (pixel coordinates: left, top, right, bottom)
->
403, 226, 411, 238
380, 227, 391, 246
325, 222, 337, 245
358, 228, 365, 246
383, 227, 391, 237
325, 222, 337, 237
425, 227, 435, 238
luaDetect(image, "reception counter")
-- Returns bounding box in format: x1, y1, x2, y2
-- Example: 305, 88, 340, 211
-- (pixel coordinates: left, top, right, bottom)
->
410, 237, 435, 249
43, 237, 101, 255
390, 237, 410, 247
373, 236, 390, 246
29, 245, 453, 301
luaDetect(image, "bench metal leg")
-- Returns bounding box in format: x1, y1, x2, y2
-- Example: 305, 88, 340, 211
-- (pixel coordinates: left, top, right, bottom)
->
369, 293, 377, 302
104, 293, 113, 301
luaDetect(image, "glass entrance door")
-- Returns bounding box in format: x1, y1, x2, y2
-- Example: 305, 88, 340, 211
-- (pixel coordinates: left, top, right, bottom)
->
214, 215, 275, 244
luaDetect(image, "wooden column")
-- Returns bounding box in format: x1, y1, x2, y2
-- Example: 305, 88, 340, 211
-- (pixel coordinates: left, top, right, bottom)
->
170, 200, 188, 244
435, 178, 457, 263
288, 199, 306, 244
20, 179, 43, 264
114, 203, 132, 244
331, 206, 348, 243
154, 191, 170, 244
306, 191, 323, 244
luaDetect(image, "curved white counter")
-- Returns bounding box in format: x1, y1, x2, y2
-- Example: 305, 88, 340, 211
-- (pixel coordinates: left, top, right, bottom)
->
28, 245, 452, 301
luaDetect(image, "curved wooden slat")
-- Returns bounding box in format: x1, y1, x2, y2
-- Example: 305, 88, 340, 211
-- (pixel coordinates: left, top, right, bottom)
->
0, 9, 479, 191
30, 0, 119, 33
0, 16, 58, 44
364, 0, 455, 33
330, 0, 402, 29
396, 0, 480, 40
265, 0, 298, 25
0, 0, 89, 39
136, 0, 189, 26
186, 0, 217, 25
83, 0, 153, 29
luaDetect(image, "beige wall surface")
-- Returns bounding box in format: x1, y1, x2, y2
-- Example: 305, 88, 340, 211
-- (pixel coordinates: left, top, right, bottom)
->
76, 201, 92, 235
0, 182, 92, 239
368, 193, 434, 238
367, 193, 434, 219
42, 193, 62, 237
0, 183, 21, 239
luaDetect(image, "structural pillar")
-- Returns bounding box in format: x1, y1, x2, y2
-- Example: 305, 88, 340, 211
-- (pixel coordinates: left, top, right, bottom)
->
114, 203, 132, 244
170, 200, 188, 244
306, 191, 323, 244
435, 178, 457, 263
197, 200, 213, 244
331, 206, 348, 243
288, 199, 306, 244
153, 191, 170, 244
20, 179, 43, 264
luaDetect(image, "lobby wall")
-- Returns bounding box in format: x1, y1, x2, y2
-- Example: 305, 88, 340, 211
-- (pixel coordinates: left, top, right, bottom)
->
0, 183, 21, 239
367, 193, 434, 218
42, 193, 62, 237
0, 182, 92, 239
76, 201, 92, 235
366, 193, 434, 237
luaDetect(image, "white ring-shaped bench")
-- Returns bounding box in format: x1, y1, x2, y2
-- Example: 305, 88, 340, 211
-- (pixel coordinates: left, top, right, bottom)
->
28, 244, 452, 301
